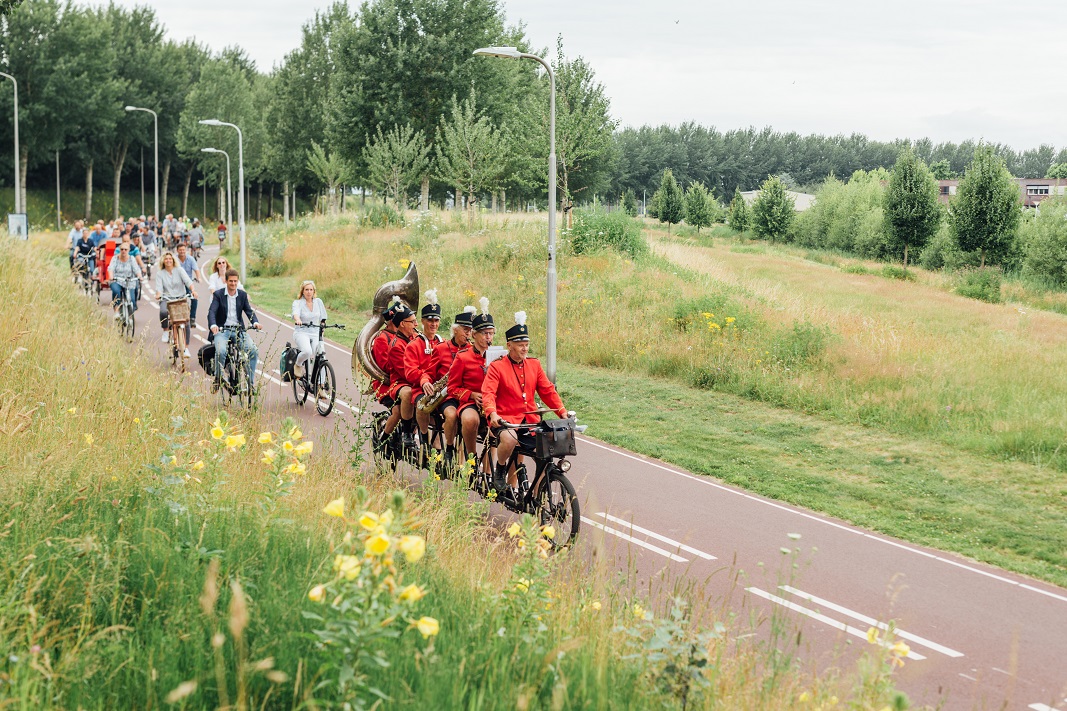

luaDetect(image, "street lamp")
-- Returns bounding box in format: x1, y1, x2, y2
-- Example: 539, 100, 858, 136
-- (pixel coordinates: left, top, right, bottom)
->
199, 119, 245, 282
125, 106, 158, 220
473, 46, 558, 381
0, 72, 20, 214
201, 148, 232, 230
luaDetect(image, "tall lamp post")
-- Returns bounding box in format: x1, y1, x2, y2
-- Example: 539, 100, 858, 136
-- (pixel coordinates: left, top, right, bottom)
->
125, 106, 158, 219
201, 147, 232, 230
199, 119, 245, 282
473, 46, 558, 381
0, 72, 20, 214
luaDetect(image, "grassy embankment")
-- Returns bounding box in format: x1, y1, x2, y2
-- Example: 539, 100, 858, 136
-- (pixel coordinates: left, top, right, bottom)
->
2, 239, 914, 709
242, 212, 1067, 587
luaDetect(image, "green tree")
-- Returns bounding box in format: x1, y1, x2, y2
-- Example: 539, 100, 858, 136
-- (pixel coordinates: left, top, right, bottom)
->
751, 175, 795, 242
652, 168, 684, 233
306, 141, 350, 214
362, 123, 431, 210
434, 94, 505, 227
929, 159, 956, 181
883, 148, 941, 269
620, 189, 638, 217
1046, 163, 1067, 179
683, 181, 714, 234
950, 145, 1020, 267
728, 187, 748, 233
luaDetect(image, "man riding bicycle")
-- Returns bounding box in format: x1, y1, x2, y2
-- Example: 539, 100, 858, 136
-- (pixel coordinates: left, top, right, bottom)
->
482, 311, 568, 494
208, 268, 262, 390
448, 297, 496, 460
72, 229, 96, 280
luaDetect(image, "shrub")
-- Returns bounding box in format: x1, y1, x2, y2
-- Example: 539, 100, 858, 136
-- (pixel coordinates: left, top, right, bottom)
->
751, 175, 795, 242
794, 169, 889, 257
955, 267, 1002, 303
918, 223, 979, 272
569, 208, 648, 259
249, 228, 288, 276
880, 264, 914, 281
362, 203, 405, 228
1020, 196, 1067, 287
841, 263, 870, 275
728, 187, 748, 233
770, 321, 832, 367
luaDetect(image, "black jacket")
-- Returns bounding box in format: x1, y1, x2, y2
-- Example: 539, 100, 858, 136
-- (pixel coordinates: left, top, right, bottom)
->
208, 287, 259, 330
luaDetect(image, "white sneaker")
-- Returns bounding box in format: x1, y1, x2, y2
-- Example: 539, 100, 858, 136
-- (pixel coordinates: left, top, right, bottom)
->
113, 312, 121, 320
183, 348, 190, 358
162, 332, 169, 343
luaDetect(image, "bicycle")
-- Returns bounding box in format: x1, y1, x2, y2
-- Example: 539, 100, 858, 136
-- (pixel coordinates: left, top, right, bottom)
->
164, 296, 191, 372
143, 243, 157, 278
114, 276, 138, 342
472, 411, 585, 547
290, 320, 345, 416
72, 254, 93, 295
214, 324, 256, 409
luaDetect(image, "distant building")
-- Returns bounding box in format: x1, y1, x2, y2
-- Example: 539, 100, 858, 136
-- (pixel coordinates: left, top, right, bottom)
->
937, 178, 1067, 208
740, 190, 816, 212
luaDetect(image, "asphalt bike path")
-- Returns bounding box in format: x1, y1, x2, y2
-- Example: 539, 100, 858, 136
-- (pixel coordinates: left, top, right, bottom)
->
108, 245, 1067, 710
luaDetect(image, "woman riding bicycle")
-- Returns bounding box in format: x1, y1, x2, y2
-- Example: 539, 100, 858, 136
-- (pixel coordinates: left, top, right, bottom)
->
203, 255, 242, 292
291, 279, 327, 379
156, 251, 196, 355
107, 244, 142, 319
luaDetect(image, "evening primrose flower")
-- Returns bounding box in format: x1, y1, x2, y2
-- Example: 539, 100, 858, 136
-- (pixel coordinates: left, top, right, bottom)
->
365, 533, 391, 556
541, 525, 556, 540
225, 434, 246, 450
294, 441, 313, 456
798, 691, 812, 703
379, 509, 394, 527
308, 585, 326, 602
866, 627, 879, 645
891, 641, 910, 658
323, 497, 345, 518
514, 579, 531, 593
211, 426, 225, 440
506, 522, 522, 538
358, 512, 380, 531
191, 460, 205, 471
398, 535, 425, 563
258, 432, 274, 444
399, 584, 426, 603
591, 600, 602, 611
261, 449, 277, 464
282, 440, 294, 452
415, 616, 439, 638
333, 555, 361, 580
286, 461, 307, 476
83, 433, 93, 446
288, 426, 302, 440
633, 604, 646, 619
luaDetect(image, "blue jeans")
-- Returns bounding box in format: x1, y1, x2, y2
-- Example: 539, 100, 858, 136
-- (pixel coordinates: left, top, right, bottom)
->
213, 329, 258, 387
110, 281, 139, 309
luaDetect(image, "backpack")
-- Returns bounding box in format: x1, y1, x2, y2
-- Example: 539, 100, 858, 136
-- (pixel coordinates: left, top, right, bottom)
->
197, 343, 216, 376
280, 342, 298, 382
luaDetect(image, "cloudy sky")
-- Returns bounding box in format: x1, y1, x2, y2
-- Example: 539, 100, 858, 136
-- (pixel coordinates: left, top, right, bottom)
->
107, 0, 1066, 150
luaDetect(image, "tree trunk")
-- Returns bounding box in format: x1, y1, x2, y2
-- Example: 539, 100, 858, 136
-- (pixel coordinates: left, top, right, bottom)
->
340, 184, 346, 213
903, 243, 909, 270
491, 191, 497, 213
980, 249, 986, 268
181, 165, 193, 218
160, 159, 171, 218
361, 187, 366, 207
269, 183, 275, 219
420, 175, 429, 212
84, 160, 93, 220
111, 141, 128, 220
501, 189, 506, 213
283, 180, 289, 225
455, 183, 463, 212
256, 181, 263, 221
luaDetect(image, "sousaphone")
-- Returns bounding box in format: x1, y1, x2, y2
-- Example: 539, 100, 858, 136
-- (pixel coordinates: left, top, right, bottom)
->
352, 261, 420, 384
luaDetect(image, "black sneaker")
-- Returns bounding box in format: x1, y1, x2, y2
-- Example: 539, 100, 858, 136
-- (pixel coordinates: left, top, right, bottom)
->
492, 470, 508, 493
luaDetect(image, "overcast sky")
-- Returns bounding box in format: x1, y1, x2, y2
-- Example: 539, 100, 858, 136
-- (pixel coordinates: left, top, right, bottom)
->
107, 0, 1066, 150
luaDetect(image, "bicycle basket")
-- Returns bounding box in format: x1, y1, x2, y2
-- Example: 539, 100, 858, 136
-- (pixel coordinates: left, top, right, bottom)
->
534, 418, 577, 459
166, 298, 191, 324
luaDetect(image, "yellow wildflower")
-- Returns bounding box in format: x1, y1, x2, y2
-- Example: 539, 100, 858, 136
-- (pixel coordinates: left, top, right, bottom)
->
541, 525, 556, 540
323, 497, 345, 518
514, 578, 531, 593
358, 512, 380, 531
83, 433, 93, 446
415, 616, 439, 638
379, 509, 394, 527
798, 690, 812, 703
708, 322, 721, 330
67, 407, 76, 414
258, 432, 274, 444
399, 259, 410, 268
288, 426, 302, 440
398, 535, 426, 563
282, 440, 294, 452
725, 316, 736, 324
134, 417, 141, 424
591, 600, 602, 611
308, 585, 326, 602
866, 627, 879, 645
211, 426, 224, 440
891, 641, 910, 658
464, 288, 477, 299
516, 275, 524, 280
633, 604, 646, 619
191, 460, 205, 471
294, 441, 313, 456
365, 533, 391, 556
225, 433, 246, 450
335, 555, 361, 580
286, 461, 307, 476
506, 522, 522, 538
261, 449, 276, 464
399, 584, 426, 603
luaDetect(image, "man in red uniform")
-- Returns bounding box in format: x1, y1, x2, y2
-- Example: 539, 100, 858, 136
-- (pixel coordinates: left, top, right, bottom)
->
448, 297, 495, 459
426, 305, 474, 467
404, 290, 445, 459
482, 311, 568, 493
387, 304, 418, 451
371, 297, 403, 442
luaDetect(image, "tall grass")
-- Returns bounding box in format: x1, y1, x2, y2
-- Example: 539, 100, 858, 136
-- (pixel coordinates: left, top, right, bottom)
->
2, 239, 910, 708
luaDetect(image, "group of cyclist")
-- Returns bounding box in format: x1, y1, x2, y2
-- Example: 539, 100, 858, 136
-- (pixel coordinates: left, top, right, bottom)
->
367, 291, 568, 493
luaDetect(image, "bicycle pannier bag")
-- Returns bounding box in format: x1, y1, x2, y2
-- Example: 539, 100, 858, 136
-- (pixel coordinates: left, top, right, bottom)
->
198, 343, 216, 376
534, 418, 577, 459
280, 343, 297, 382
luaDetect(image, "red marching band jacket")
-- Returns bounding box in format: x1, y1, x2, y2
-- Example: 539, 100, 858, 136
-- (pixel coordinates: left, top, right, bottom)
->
403, 333, 443, 402
446, 345, 489, 410
421, 337, 466, 387
385, 332, 413, 398
370, 330, 398, 399
482, 356, 566, 425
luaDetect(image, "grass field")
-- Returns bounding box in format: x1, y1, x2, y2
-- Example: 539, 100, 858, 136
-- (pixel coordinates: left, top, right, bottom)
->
3, 237, 913, 709
236, 211, 1067, 588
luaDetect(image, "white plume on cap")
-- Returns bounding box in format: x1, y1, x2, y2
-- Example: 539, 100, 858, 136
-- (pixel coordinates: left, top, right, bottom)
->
463, 305, 476, 314
389, 295, 401, 306
479, 296, 490, 315
425, 288, 438, 305
514, 311, 527, 326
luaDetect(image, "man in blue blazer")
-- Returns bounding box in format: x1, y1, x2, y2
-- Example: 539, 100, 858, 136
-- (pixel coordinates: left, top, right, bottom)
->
208, 268, 262, 389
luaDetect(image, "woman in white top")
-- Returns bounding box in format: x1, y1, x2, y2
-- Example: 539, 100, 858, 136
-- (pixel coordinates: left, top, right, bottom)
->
202, 255, 242, 292
291, 280, 327, 378
155, 251, 197, 354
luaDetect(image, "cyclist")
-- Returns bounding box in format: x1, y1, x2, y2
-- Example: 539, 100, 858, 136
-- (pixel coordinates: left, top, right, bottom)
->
203, 255, 242, 292
217, 220, 227, 247
387, 304, 419, 451
175, 243, 200, 327
107, 243, 142, 319
161, 213, 177, 247
448, 297, 495, 459
208, 268, 262, 389
97, 227, 122, 291
72, 229, 96, 281
291, 279, 327, 379
188, 219, 204, 253
482, 311, 568, 493
66, 220, 85, 272
371, 297, 404, 443
425, 305, 474, 468
404, 289, 445, 457
156, 251, 196, 355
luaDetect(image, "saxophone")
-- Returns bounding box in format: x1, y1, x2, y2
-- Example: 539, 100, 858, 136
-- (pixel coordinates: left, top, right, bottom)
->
416, 375, 449, 414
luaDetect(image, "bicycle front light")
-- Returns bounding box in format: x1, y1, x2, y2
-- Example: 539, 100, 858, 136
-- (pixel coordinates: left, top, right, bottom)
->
559, 460, 571, 472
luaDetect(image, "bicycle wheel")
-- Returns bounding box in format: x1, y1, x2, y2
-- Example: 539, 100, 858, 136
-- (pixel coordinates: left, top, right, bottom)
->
234, 353, 250, 409
536, 469, 580, 547
292, 370, 309, 406
474, 440, 495, 495
173, 325, 187, 373
124, 303, 136, 341
314, 361, 336, 416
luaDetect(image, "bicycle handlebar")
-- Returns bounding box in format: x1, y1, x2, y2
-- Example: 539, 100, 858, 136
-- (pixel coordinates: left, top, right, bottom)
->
495, 415, 586, 434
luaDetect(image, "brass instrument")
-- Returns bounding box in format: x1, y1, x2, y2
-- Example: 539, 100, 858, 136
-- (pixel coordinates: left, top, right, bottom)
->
416, 375, 449, 414
353, 261, 420, 386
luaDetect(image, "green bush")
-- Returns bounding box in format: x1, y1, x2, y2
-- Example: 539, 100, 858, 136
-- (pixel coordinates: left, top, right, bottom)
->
918, 223, 979, 271
1020, 196, 1067, 287
880, 264, 914, 281
249, 228, 288, 276
794, 169, 889, 257
955, 267, 1002, 303
771, 321, 832, 367
568, 208, 648, 259
841, 263, 870, 275
362, 203, 405, 228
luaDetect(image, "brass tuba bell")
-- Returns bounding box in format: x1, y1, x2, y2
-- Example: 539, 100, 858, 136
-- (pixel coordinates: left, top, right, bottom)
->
352, 261, 420, 385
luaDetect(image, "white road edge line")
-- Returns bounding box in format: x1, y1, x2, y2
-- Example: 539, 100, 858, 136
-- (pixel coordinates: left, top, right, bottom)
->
578, 436, 1067, 605
1027, 703, 1054, 711
746, 587, 927, 661
270, 368, 355, 413
594, 512, 716, 560
779, 585, 964, 658
257, 309, 351, 357
580, 517, 689, 563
